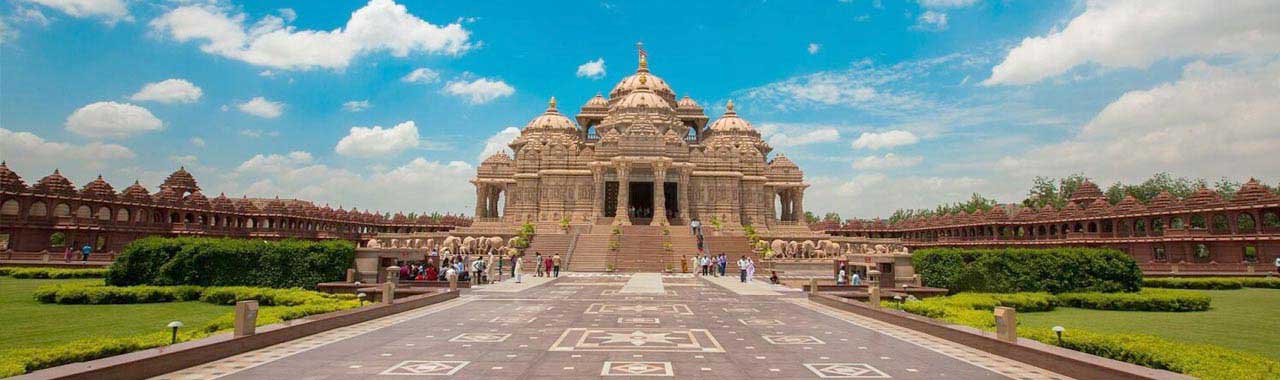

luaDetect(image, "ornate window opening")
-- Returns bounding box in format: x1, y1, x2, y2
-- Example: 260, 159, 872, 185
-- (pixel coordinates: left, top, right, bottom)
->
1243, 246, 1258, 263
1153, 246, 1167, 262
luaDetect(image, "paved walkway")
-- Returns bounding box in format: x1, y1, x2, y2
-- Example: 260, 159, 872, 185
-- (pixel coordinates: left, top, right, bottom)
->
619, 273, 665, 294
474, 273, 559, 293
152, 274, 1071, 380
701, 274, 796, 296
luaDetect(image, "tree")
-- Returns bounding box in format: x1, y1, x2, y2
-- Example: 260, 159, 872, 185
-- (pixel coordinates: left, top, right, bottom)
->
803, 211, 818, 224
1022, 173, 1089, 209
822, 212, 842, 223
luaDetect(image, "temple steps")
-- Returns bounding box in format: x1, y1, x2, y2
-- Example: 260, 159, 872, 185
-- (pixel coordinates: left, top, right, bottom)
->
567, 232, 612, 272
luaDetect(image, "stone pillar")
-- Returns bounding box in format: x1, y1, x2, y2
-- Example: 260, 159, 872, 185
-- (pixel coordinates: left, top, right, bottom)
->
346, 268, 356, 283
381, 282, 395, 304
233, 300, 259, 338
780, 190, 792, 221
677, 168, 690, 221
794, 190, 805, 222
488, 187, 500, 218
591, 166, 605, 219
994, 307, 1017, 342
474, 184, 487, 218
613, 162, 631, 225
651, 163, 669, 226
868, 286, 880, 308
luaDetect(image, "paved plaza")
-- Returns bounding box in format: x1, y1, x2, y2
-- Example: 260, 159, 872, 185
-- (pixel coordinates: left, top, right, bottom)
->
151, 274, 1071, 380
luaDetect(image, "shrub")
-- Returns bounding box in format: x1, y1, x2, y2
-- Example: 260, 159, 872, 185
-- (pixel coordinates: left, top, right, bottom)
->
1019, 328, 1280, 380
5, 267, 109, 279
1143, 277, 1280, 290
1056, 289, 1211, 312
913, 247, 1142, 294
106, 237, 355, 289
33, 283, 205, 304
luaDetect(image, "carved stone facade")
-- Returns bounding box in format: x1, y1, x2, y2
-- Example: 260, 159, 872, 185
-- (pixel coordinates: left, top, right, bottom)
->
473, 49, 808, 230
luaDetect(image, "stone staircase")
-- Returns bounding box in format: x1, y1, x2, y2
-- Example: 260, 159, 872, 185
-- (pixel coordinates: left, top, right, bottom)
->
567, 226, 613, 272
704, 235, 759, 271
615, 225, 673, 272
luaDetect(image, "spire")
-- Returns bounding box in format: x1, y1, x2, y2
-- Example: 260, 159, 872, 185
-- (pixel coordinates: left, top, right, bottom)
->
636, 41, 648, 72
548, 96, 557, 110
725, 99, 735, 113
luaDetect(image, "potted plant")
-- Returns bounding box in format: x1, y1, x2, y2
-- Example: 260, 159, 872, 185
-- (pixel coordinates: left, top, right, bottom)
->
559, 216, 571, 233
709, 216, 723, 236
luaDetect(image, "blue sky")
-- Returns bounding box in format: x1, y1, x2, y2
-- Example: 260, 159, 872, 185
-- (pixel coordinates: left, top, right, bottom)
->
2, 0, 1277, 218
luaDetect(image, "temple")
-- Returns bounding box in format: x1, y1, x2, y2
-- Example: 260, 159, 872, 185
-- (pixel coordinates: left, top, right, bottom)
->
472, 47, 809, 232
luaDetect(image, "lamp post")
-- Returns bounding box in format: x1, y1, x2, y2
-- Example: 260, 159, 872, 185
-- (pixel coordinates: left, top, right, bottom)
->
357, 292, 367, 307
167, 321, 184, 344
1052, 325, 1065, 346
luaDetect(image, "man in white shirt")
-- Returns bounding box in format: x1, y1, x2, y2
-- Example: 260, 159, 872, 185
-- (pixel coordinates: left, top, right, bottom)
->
737, 256, 748, 283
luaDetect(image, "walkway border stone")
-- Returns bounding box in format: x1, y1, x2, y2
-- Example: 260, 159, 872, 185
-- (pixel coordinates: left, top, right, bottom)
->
16, 290, 460, 380
807, 293, 1193, 380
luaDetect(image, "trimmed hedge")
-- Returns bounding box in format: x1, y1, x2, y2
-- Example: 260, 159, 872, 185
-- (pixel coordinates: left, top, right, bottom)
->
1056, 289, 1210, 312
913, 247, 1142, 294
1143, 277, 1280, 290
106, 237, 355, 289
0, 267, 108, 279
1019, 328, 1280, 380
4, 285, 358, 377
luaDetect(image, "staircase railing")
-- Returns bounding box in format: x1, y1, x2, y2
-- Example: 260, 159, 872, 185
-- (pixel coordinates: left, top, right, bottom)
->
563, 231, 580, 270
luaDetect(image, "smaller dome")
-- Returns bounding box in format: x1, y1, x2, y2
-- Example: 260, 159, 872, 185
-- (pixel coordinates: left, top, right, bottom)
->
285, 200, 307, 215
677, 95, 701, 109
122, 181, 152, 203
481, 152, 513, 165
1069, 180, 1105, 204
584, 93, 607, 108
185, 191, 211, 209
0, 161, 27, 192
34, 169, 76, 196
152, 188, 182, 204
265, 197, 288, 214
768, 154, 798, 169
160, 166, 200, 192
524, 97, 576, 131
235, 196, 261, 213
707, 100, 756, 132
211, 193, 235, 212
80, 175, 116, 199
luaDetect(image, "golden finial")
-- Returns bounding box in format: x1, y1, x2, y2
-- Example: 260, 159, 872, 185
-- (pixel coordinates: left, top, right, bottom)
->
638, 73, 648, 85
726, 99, 735, 112
548, 96, 557, 109
637, 41, 648, 70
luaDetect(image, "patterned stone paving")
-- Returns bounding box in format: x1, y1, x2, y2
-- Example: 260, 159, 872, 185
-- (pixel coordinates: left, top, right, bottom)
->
152, 273, 1073, 380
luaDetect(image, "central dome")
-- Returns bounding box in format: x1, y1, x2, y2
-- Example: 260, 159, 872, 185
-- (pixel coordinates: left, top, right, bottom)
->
613, 74, 672, 110
609, 53, 675, 100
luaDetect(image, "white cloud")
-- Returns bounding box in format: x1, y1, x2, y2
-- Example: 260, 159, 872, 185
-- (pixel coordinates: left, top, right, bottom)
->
914, 10, 948, 31
576, 58, 606, 79
149, 0, 473, 70
985, 1, 1280, 86
997, 60, 1280, 182
807, 43, 821, 55
343, 100, 371, 112
478, 126, 520, 161
189, 137, 205, 147
0, 128, 135, 163
129, 78, 203, 104
229, 152, 474, 213
739, 58, 947, 115
334, 120, 420, 157
917, 0, 978, 9
401, 67, 439, 83
64, 101, 163, 138
807, 174, 992, 217
239, 129, 280, 138
170, 155, 198, 165
445, 77, 514, 104
851, 153, 923, 170
277, 8, 296, 23
25, 0, 129, 23
757, 124, 840, 148
236, 97, 284, 118
0, 20, 17, 44
851, 130, 919, 150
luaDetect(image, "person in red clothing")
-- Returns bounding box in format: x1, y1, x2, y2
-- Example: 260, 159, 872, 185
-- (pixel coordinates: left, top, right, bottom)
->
543, 255, 553, 276
425, 265, 439, 281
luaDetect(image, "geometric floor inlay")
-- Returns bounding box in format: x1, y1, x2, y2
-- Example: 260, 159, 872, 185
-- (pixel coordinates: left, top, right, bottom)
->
803, 363, 890, 378
618, 317, 661, 324
380, 360, 470, 376
601, 361, 674, 376
739, 317, 786, 326
550, 328, 725, 352
585, 303, 694, 315
762, 335, 826, 345
489, 316, 536, 324
448, 333, 511, 343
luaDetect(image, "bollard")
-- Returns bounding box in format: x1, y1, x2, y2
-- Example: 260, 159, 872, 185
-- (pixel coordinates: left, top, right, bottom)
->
994, 306, 1017, 343
447, 271, 459, 291
809, 278, 818, 295
346, 268, 357, 283
233, 300, 259, 338
386, 266, 401, 284
381, 282, 396, 304
868, 286, 880, 308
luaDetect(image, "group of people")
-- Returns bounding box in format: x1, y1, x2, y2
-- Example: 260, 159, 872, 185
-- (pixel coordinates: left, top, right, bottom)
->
686, 253, 756, 283
834, 264, 863, 286
62, 244, 93, 263
528, 252, 562, 278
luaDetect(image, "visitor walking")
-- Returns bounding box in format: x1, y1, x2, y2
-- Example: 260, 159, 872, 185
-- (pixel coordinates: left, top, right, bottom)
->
63, 246, 73, 263
769, 270, 780, 285
837, 267, 846, 285
534, 252, 544, 277
681, 255, 689, 273
496, 253, 505, 281
717, 254, 727, 277
80, 243, 91, 263
514, 255, 524, 283
511, 254, 518, 278
745, 257, 756, 282
543, 254, 553, 278
552, 253, 562, 277
737, 256, 748, 283
851, 272, 862, 286
1275, 256, 1280, 274
471, 256, 485, 285
689, 255, 699, 276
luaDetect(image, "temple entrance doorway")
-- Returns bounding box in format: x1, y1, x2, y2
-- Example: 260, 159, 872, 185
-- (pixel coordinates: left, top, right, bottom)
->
629, 182, 654, 219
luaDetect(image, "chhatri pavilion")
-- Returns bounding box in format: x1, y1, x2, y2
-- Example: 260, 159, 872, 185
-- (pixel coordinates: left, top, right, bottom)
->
473, 49, 808, 231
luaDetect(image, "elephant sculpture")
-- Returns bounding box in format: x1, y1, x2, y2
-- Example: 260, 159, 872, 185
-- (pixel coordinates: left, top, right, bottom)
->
801, 240, 816, 258
425, 238, 436, 251
770, 240, 787, 258
487, 236, 505, 253
441, 236, 461, 254
818, 240, 840, 257
786, 241, 800, 258
874, 244, 888, 254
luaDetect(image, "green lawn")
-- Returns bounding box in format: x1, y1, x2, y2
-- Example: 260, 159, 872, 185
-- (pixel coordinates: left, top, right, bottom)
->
1019, 288, 1280, 360
0, 277, 233, 351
